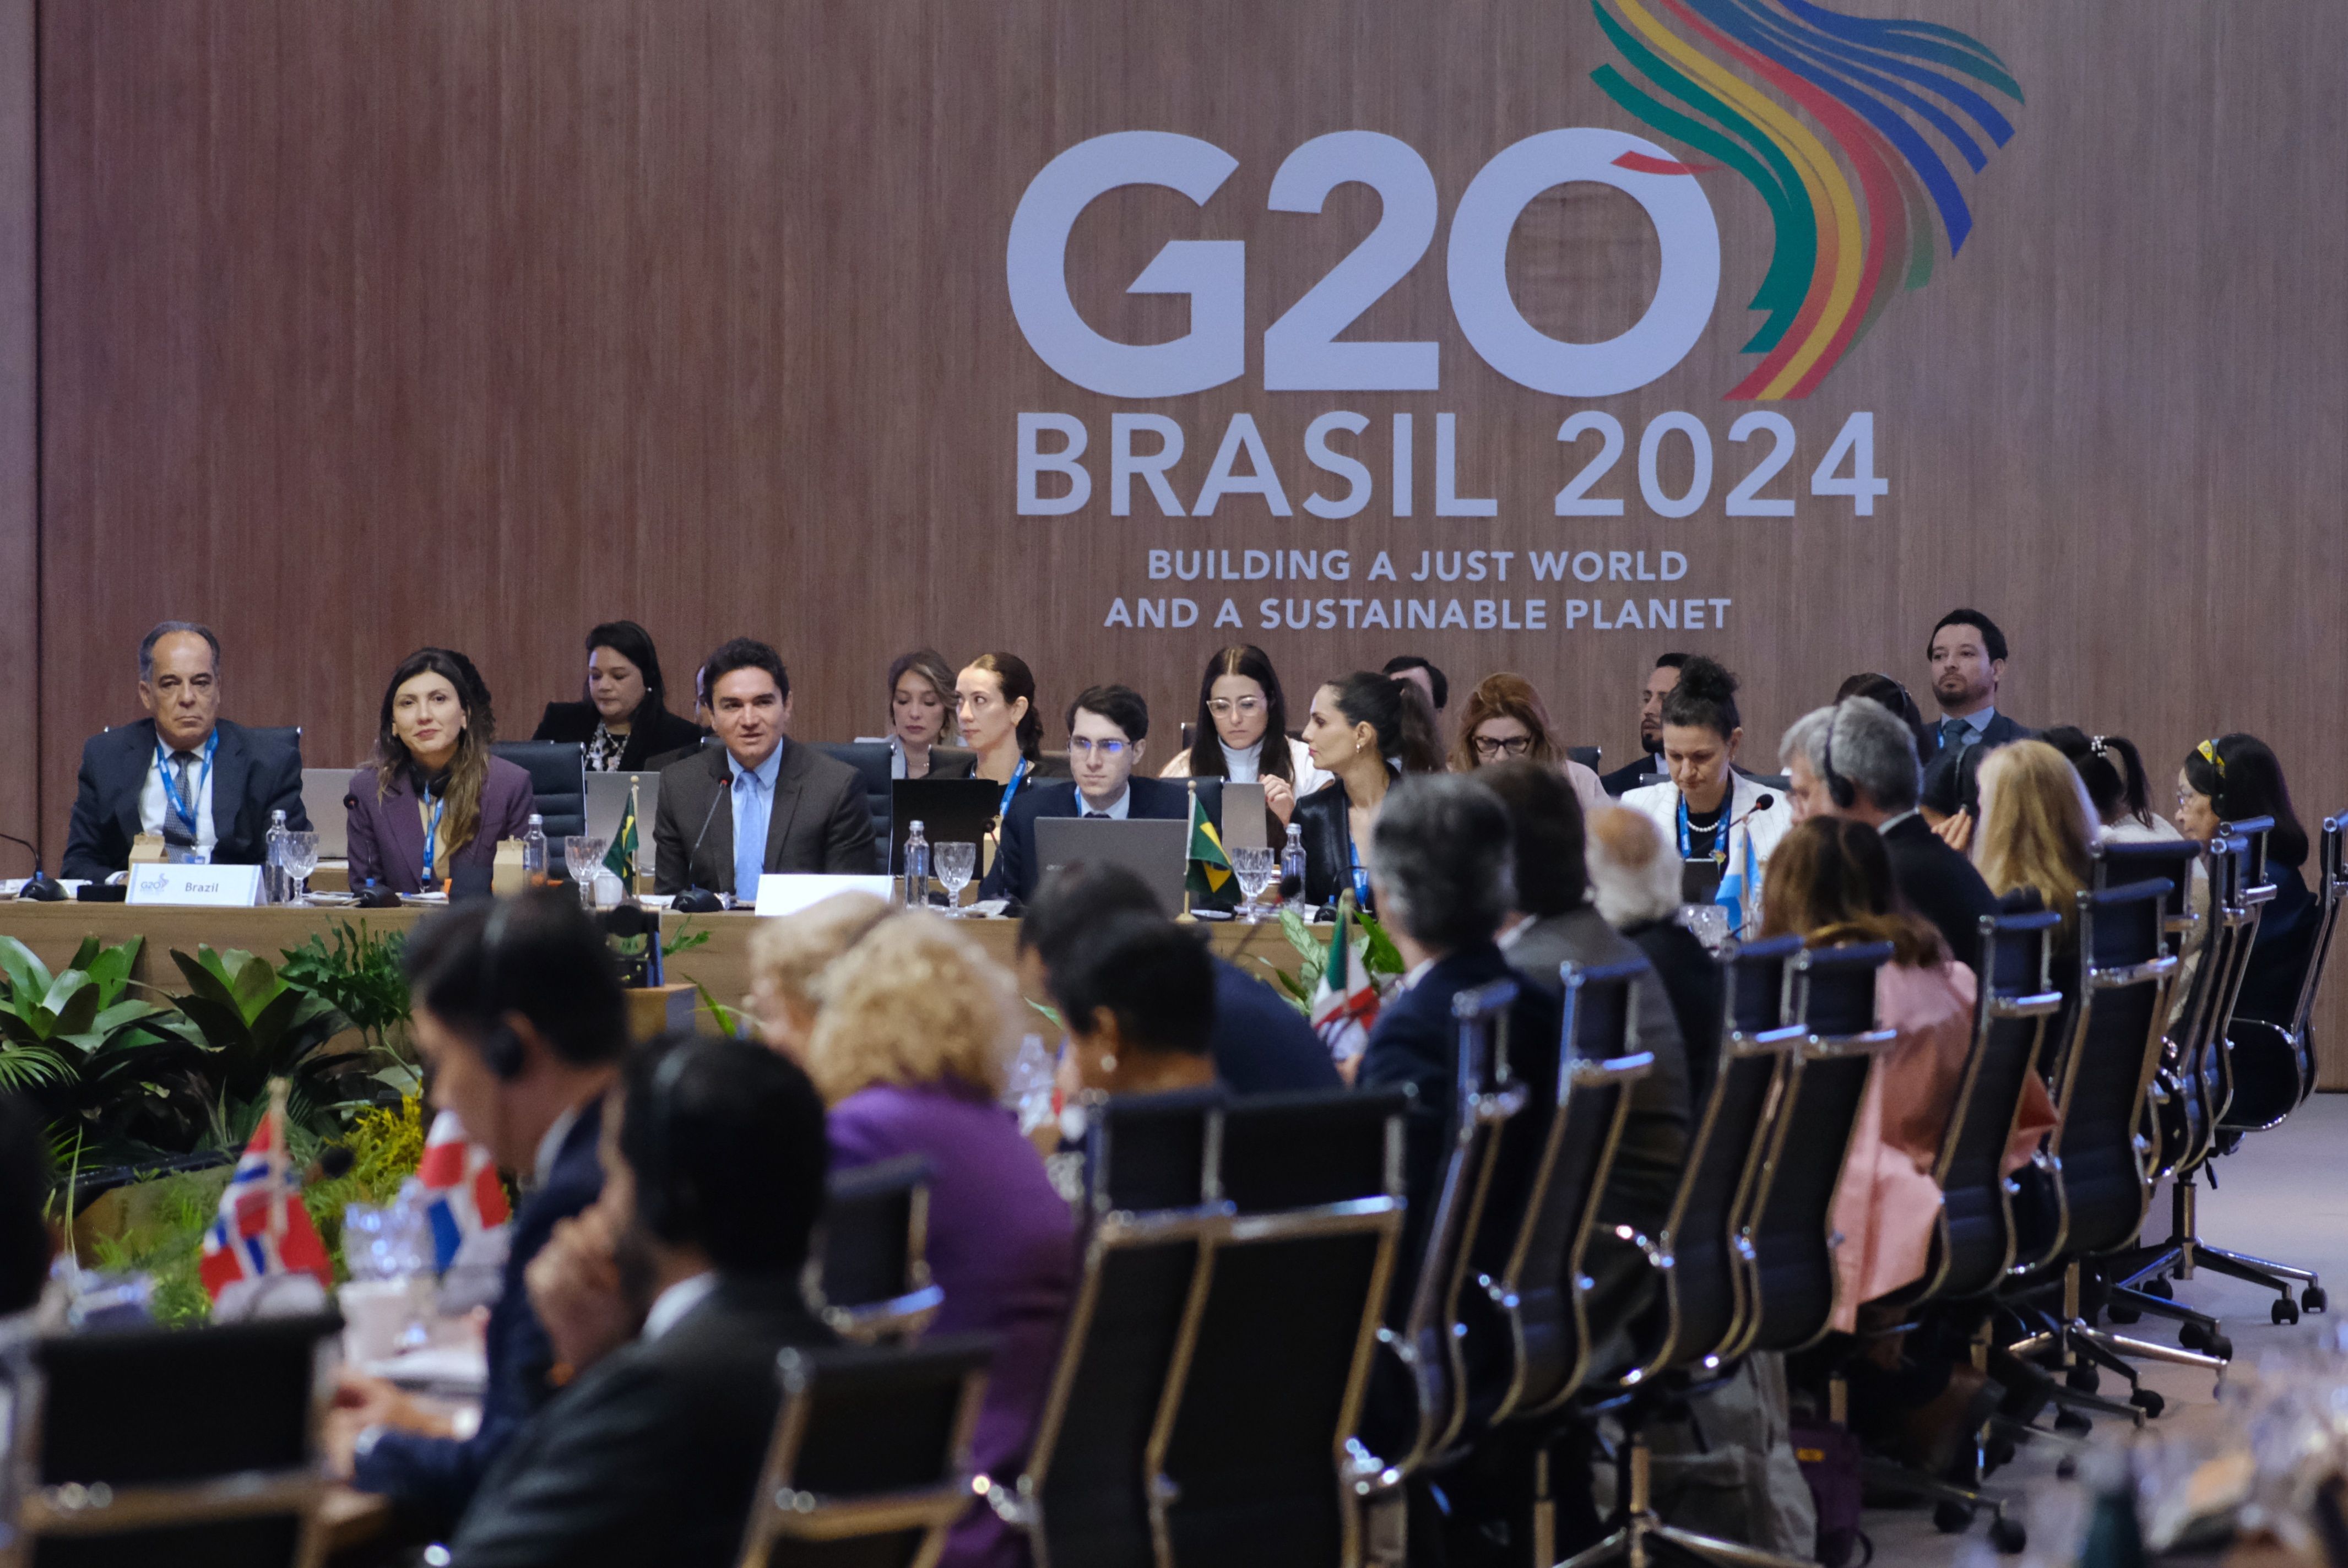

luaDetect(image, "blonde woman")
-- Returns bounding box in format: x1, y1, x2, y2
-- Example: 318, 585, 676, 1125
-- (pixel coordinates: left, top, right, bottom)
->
805, 914, 1073, 1568
745, 891, 892, 1058
1974, 740, 2097, 945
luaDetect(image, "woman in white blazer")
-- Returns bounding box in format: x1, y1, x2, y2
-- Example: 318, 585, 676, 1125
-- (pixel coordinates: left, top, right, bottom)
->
1618, 656, 1793, 935
1158, 644, 1327, 824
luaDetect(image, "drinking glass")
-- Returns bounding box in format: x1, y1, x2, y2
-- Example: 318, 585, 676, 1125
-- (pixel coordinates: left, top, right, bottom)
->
564, 837, 609, 907
279, 832, 321, 904
1679, 902, 1730, 953
934, 842, 978, 914
1232, 845, 1277, 921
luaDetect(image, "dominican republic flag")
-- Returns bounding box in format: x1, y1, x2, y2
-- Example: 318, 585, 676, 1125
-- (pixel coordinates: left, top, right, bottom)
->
198, 1110, 332, 1303
417, 1111, 512, 1273
1310, 897, 1380, 1063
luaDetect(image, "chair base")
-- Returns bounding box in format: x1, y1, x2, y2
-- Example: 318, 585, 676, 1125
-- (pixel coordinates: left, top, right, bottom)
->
1560, 1433, 1813, 1568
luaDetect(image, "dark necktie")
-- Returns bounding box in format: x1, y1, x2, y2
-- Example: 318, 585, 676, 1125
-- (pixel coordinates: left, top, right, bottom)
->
1086, 811, 1109, 819
1940, 718, 1971, 753
167, 751, 199, 843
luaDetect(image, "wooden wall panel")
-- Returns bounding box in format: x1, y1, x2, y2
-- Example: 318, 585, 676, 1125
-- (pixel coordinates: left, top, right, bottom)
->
0, 0, 31, 872
25, 2, 2348, 1069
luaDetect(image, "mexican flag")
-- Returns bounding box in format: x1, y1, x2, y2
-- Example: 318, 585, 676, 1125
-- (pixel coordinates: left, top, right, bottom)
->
1184, 786, 1234, 905
602, 783, 639, 881
1310, 897, 1380, 1062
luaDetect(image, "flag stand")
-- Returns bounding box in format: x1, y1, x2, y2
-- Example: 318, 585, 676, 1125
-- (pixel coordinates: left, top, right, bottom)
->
1179, 778, 1196, 921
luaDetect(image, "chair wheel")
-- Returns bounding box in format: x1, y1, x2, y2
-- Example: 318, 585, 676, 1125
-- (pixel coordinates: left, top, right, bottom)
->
2178, 1321, 2211, 1351
2055, 1408, 2093, 1435
2208, 1333, 2235, 1361
1933, 1500, 1975, 1534
2065, 1365, 2100, 1393
2131, 1388, 2165, 1417
2142, 1277, 2173, 1300
2057, 1455, 2080, 1480
2107, 1303, 2141, 1325
1986, 1436, 2017, 1471
1991, 1515, 2028, 1554
2274, 1299, 2301, 1326
2305, 1286, 2327, 1312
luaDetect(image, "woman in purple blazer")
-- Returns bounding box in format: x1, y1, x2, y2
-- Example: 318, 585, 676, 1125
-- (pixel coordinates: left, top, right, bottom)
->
346, 648, 536, 894
802, 913, 1075, 1568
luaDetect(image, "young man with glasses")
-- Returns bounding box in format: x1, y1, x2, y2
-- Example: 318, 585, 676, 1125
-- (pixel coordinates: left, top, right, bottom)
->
982, 685, 1199, 906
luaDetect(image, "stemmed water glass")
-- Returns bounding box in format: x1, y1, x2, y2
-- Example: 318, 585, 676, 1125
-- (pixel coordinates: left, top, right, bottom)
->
934, 842, 978, 915
280, 832, 321, 905
1231, 845, 1277, 921
563, 837, 609, 908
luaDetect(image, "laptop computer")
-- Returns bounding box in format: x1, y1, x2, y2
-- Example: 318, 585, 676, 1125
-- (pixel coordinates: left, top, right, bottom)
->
1033, 817, 1191, 914
890, 779, 1001, 876
301, 769, 353, 859
584, 772, 662, 876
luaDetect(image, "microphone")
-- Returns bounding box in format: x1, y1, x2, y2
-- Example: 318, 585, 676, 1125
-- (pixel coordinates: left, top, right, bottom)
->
1730, 792, 1777, 830
671, 782, 730, 914
1, 833, 66, 902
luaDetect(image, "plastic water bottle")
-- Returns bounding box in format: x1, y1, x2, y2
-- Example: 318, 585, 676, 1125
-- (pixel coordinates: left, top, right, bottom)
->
1280, 822, 1309, 907
902, 820, 930, 910
263, 810, 289, 904
521, 813, 549, 887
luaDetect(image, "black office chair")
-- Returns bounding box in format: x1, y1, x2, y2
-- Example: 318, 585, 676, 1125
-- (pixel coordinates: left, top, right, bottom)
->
1566, 745, 1601, 771
2221, 809, 2344, 1130
813, 741, 894, 875
1154, 1091, 1409, 1568
808, 1155, 941, 1344
1005, 1087, 1224, 1568
490, 740, 585, 876
243, 724, 304, 766
737, 1334, 996, 1568
12, 1314, 340, 1568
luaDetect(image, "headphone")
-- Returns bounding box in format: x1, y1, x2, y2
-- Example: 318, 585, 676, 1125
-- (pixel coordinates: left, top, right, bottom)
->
631, 1044, 701, 1245
479, 900, 529, 1080
1820, 701, 1856, 810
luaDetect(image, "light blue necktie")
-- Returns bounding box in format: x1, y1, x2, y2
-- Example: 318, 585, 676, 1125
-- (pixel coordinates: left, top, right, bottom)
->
733, 768, 770, 902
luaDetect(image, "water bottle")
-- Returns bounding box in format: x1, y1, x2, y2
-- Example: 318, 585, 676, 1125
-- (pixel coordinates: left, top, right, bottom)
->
263, 810, 289, 904
521, 813, 549, 887
1280, 822, 1309, 907
902, 820, 930, 909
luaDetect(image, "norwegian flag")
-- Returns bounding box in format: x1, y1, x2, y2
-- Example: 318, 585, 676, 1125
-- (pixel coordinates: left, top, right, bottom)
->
1310, 898, 1381, 1064
198, 1106, 332, 1302
416, 1111, 512, 1273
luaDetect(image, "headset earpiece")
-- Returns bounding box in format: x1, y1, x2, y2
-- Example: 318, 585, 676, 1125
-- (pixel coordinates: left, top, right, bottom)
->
1821, 701, 1857, 810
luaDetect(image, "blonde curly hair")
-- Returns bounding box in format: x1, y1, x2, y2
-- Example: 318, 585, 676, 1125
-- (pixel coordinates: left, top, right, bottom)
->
802, 911, 1021, 1104
746, 891, 892, 1051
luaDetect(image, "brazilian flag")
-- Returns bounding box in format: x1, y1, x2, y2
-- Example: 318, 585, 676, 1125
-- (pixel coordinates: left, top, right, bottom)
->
1184, 787, 1237, 910
603, 786, 640, 882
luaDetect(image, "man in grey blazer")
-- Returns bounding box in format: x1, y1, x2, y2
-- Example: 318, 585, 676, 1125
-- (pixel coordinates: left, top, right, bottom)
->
651, 638, 875, 900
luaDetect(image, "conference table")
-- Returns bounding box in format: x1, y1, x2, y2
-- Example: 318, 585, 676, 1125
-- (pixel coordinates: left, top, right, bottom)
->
0, 899, 1310, 1019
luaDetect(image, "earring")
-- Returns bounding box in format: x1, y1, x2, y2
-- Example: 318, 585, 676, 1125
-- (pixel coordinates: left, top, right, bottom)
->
1097, 1054, 1118, 1076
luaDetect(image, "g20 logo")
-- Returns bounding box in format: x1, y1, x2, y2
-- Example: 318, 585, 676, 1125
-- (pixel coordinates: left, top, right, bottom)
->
1006, 128, 1722, 400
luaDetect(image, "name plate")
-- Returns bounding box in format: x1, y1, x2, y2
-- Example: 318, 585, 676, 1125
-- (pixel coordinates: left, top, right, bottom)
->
126, 863, 265, 908
752, 874, 893, 918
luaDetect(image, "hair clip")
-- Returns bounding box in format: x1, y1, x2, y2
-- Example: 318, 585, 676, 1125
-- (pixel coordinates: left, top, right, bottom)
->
2089, 735, 2110, 758
2197, 739, 2226, 775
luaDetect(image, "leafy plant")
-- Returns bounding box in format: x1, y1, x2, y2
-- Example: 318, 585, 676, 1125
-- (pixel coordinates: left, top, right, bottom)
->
169, 945, 366, 1137
84, 1177, 225, 1328
1264, 900, 1405, 1014
661, 919, 711, 960
304, 1095, 430, 1282
0, 935, 214, 1160
279, 921, 411, 1059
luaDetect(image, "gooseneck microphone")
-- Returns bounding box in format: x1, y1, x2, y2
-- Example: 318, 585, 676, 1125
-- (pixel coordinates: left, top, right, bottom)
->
1, 833, 66, 902
670, 780, 730, 915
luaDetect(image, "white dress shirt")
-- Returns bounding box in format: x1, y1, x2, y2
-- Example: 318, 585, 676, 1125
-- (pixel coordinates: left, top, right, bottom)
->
642, 1271, 719, 1342
1078, 783, 1132, 820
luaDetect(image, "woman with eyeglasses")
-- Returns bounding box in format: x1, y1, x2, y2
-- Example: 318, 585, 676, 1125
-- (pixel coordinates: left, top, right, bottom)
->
1157, 644, 1325, 826
2177, 734, 2317, 1032
1448, 672, 1607, 814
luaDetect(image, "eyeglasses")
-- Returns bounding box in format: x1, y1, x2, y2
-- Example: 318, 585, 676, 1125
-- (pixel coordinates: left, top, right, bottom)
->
1069, 737, 1129, 757
1471, 734, 1535, 759
1207, 697, 1266, 718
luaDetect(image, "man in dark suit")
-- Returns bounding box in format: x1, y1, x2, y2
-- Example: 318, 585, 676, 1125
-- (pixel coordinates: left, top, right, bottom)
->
1922, 608, 2034, 774
334, 891, 630, 1536
61, 621, 308, 881
1781, 696, 1999, 971
1598, 652, 1689, 796
652, 638, 875, 899
983, 684, 1199, 906
446, 1034, 833, 1568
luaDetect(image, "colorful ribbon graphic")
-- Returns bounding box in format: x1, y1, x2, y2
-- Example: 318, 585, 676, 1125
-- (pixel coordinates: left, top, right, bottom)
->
1591, 0, 2022, 399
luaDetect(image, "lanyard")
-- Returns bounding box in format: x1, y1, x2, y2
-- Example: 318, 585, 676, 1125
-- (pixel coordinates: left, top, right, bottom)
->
997, 757, 1030, 818
419, 789, 448, 884
1677, 791, 1729, 864
1348, 839, 1372, 907
155, 731, 218, 840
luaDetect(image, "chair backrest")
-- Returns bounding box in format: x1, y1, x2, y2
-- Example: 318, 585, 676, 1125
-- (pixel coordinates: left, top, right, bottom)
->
242, 725, 303, 766
1566, 745, 1601, 771
14, 1314, 338, 1568
1473, 959, 1651, 1426
1918, 910, 2065, 1301
1153, 1094, 1406, 1568
1084, 1088, 1223, 1216
2093, 838, 2203, 941
807, 1155, 941, 1344
489, 740, 585, 870
812, 741, 894, 874
1727, 934, 1802, 1037
1738, 941, 1896, 1357
2288, 813, 2348, 1055
2041, 878, 2177, 1260
739, 1334, 994, 1568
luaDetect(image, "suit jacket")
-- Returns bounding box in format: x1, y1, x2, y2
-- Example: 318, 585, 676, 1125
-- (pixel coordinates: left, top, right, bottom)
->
1211, 958, 1344, 1094
1598, 753, 1664, 797
61, 718, 308, 881
1880, 813, 2000, 970
344, 758, 538, 895
1920, 708, 2032, 763
532, 701, 708, 774
356, 1098, 604, 1532
447, 1273, 832, 1568
980, 774, 1202, 907
1622, 916, 1725, 1110
652, 739, 878, 896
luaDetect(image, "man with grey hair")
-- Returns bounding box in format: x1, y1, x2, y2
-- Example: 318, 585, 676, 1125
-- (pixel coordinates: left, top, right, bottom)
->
62, 621, 308, 881
1779, 697, 1995, 970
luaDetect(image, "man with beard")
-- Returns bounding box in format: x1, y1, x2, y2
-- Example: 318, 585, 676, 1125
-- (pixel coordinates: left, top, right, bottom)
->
445, 1032, 832, 1568
1599, 652, 1688, 795
1922, 609, 2033, 769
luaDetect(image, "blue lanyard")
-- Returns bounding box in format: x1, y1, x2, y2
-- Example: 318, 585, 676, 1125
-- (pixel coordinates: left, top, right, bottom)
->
1677, 793, 1728, 863
997, 758, 1030, 818
1348, 840, 1372, 907
419, 789, 447, 885
155, 731, 218, 840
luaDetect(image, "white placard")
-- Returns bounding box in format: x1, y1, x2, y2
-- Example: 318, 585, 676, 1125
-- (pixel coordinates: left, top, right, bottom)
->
126, 862, 265, 907
752, 874, 894, 918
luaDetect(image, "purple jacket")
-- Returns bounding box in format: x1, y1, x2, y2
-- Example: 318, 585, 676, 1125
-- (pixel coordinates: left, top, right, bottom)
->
828, 1081, 1075, 1568
344, 758, 536, 894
